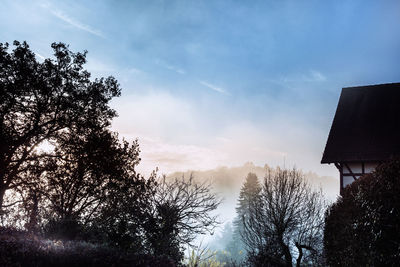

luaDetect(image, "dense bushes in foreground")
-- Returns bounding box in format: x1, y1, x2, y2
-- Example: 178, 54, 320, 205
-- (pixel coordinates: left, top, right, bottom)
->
324, 159, 400, 266
0, 227, 175, 267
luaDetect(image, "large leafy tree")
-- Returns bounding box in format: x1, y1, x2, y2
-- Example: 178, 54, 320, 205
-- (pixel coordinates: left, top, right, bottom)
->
91, 140, 156, 252
0, 41, 120, 209
40, 128, 150, 241
324, 159, 400, 266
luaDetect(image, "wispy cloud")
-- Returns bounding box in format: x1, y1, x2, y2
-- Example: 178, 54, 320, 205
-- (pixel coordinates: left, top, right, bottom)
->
42, 4, 105, 38
308, 70, 326, 82
155, 59, 186, 74
164, 64, 186, 74
271, 70, 327, 87
128, 67, 145, 74
199, 81, 229, 95
85, 58, 115, 74
35, 52, 46, 61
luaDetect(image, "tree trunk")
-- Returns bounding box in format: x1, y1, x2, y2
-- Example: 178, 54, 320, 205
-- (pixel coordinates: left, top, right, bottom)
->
295, 242, 303, 267
0, 183, 6, 210
26, 192, 39, 233
279, 235, 292, 267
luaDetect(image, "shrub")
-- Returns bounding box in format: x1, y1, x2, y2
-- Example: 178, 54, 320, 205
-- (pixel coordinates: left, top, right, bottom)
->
324, 159, 400, 266
0, 227, 175, 267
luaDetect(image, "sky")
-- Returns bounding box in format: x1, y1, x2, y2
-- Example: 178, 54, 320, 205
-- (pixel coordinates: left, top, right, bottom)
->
1, 0, 400, 178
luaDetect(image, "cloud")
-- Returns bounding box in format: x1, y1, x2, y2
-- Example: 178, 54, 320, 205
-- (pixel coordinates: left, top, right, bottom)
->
199, 80, 229, 95
155, 59, 186, 74
109, 91, 338, 178
85, 58, 115, 74
43, 4, 105, 38
35, 52, 46, 61
127, 67, 145, 75
309, 70, 326, 82
275, 70, 327, 85
110, 90, 196, 141
164, 64, 186, 74
136, 137, 227, 175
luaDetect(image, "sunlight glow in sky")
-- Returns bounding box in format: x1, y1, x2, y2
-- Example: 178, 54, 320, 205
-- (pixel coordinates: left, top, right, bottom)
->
2, 0, 400, 177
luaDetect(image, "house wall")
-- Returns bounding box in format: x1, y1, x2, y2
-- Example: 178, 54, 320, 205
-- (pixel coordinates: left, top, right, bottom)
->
343, 176, 355, 187
338, 162, 379, 194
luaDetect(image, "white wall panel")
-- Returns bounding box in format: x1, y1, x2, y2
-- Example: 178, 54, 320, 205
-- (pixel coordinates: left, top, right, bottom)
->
343, 163, 362, 174
343, 176, 354, 187
364, 162, 378, 173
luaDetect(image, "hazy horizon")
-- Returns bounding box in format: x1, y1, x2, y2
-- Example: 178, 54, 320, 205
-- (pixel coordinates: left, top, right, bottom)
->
167, 162, 339, 226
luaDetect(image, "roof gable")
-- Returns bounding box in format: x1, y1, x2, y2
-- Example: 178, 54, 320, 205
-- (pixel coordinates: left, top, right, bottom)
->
321, 83, 400, 163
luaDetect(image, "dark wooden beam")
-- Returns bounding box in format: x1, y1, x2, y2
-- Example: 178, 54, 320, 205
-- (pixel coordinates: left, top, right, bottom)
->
342, 173, 364, 176
343, 163, 358, 181
335, 163, 343, 195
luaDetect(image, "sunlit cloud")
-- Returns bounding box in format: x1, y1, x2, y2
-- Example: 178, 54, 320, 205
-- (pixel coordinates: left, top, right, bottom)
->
108, 86, 336, 178
135, 136, 228, 175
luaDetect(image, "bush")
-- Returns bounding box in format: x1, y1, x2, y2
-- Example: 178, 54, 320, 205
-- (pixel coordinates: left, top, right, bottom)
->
324, 159, 400, 266
43, 218, 83, 241
0, 227, 175, 267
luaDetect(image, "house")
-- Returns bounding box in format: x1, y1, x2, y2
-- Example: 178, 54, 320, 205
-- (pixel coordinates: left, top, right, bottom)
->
321, 83, 400, 194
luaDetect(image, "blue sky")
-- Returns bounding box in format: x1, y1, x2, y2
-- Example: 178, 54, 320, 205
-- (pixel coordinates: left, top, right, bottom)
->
2, 0, 400, 177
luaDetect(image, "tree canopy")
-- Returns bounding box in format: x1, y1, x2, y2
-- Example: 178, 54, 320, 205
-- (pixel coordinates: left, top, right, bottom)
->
0, 41, 120, 209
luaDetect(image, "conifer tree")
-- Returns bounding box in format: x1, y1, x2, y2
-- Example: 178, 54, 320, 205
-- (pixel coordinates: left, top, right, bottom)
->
230, 172, 262, 263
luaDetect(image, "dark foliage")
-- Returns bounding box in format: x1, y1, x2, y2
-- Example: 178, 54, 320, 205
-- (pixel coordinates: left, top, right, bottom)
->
0, 41, 120, 209
91, 147, 156, 252
39, 128, 154, 247
232, 173, 262, 263
324, 159, 400, 266
235, 173, 262, 234
0, 227, 175, 267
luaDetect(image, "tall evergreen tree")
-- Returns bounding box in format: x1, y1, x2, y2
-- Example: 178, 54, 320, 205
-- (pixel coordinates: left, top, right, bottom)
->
230, 172, 262, 263
236, 173, 262, 222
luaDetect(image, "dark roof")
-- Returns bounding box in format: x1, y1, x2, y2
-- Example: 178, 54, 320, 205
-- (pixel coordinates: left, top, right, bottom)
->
321, 83, 400, 163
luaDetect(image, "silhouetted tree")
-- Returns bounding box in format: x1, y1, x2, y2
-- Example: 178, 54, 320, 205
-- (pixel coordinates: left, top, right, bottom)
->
39, 128, 147, 240
231, 173, 262, 263
0, 41, 120, 210
91, 146, 156, 252
324, 159, 400, 266
242, 168, 325, 267
144, 175, 221, 264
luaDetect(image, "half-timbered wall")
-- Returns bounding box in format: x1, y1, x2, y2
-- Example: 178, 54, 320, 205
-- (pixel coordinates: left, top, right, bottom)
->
335, 162, 379, 194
